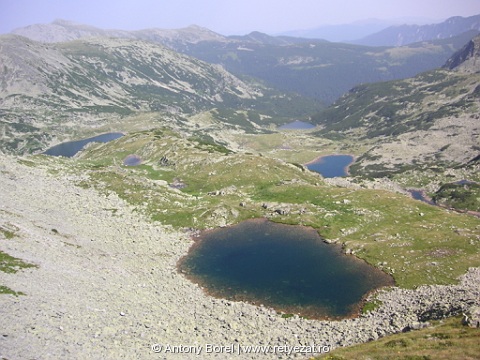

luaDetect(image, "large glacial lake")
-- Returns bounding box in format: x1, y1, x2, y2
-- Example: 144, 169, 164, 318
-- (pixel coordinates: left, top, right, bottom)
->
43, 132, 124, 157
178, 219, 393, 319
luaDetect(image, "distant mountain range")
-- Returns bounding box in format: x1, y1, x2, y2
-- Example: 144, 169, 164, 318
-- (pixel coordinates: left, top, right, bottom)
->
10, 19, 226, 45
279, 18, 418, 43
14, 15, 480, 48
351, 15, 480, 46
3, 16, 480, 165
9, 19, 478, 104
281, 15, 480, 46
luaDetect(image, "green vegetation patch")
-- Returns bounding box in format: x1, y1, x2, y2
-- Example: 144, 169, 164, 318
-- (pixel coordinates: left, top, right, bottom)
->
317, 316, 480, 360
0, 227, 16, 240
433, 182, 480, 212
362, 298, 383, 314
189, 135, 233, 155
0, 251, 37, 274
0, 223, 37, 295
0, 285, 25, 296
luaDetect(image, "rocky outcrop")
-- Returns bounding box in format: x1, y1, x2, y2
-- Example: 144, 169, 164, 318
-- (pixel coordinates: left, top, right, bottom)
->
444, 35, 480, 72
463, 305, 480, 328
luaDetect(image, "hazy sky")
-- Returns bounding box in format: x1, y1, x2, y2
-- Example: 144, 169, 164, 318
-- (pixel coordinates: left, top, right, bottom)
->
2, 0, 480, 35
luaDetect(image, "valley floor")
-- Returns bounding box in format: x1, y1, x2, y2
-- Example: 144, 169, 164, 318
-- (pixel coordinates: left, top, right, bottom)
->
0, 156, 479, 359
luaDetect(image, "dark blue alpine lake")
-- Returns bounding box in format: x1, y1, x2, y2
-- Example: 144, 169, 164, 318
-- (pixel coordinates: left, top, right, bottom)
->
306, 155, 354, 178
43, 132, 124, 157
178, 219, 393, 319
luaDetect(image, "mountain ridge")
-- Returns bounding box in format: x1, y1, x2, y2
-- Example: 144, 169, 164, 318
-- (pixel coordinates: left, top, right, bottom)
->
12, 15, 480, 48
9, 19, 479, 104
311, 34, 480, 177
279, 17, 443, 42
352, 14, 480, 46
0, 34, 257, 112
444, 35, 480, 72
11, 19, 231, 45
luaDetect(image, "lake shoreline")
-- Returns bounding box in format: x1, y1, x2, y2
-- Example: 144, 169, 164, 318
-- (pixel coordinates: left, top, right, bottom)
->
177, 218, 394, 321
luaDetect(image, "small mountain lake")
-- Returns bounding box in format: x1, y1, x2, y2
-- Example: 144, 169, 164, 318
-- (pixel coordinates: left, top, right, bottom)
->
306, 155, 354, 178
408, 189, 435, 205
43, 132, 124, 157
279, 120, 316, 130
178, 219, 394, 319
123, 154, 142, 166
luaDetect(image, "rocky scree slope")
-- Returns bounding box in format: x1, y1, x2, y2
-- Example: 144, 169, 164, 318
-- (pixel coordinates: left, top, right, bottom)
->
444, 34, 480, 72
0, 35, 258, 113
1, 142, 480, 359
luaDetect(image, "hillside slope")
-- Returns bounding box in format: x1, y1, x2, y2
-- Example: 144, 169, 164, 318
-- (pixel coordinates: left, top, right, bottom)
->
0, 35, 258, 113
311, 35, 480, 178
0, 35, 317, 154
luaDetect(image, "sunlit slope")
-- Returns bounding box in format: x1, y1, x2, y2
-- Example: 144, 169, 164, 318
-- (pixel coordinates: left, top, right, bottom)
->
316, 316, 480, 360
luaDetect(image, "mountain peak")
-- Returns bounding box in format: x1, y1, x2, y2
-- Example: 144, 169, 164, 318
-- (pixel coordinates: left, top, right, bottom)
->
51, 19, 84, 27
183, 24, 209, 31
11, 20, 225, 45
